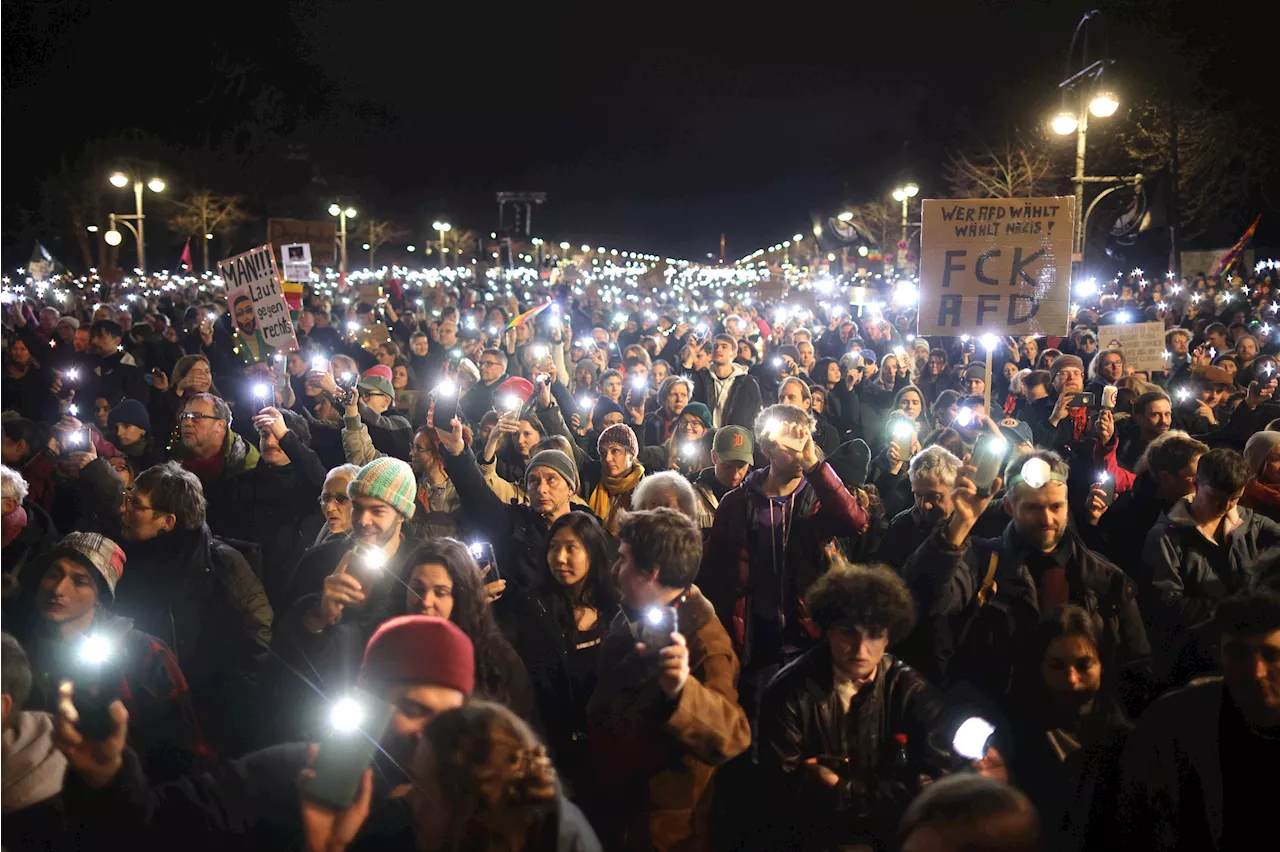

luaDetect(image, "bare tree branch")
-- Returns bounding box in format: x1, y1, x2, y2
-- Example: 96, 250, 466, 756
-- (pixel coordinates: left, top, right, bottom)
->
945, 137, 1060, 198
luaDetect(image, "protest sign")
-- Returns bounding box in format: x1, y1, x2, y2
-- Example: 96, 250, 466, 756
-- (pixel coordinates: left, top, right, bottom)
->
918, 197, 1074, 337
281, 243, 312, 282
218, 244, 299, 363
1097, 320, 1167, 372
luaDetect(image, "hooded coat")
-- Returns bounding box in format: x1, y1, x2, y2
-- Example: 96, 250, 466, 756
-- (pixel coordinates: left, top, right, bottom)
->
691, 364, 762, 431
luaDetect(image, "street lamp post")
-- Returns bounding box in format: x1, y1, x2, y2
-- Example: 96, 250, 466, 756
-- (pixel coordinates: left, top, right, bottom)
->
890, 183, 919, 270
329, 204, 357, 273
432, 221, 451, 268
108, 171, 164, 272
1051, 10, 1120, 275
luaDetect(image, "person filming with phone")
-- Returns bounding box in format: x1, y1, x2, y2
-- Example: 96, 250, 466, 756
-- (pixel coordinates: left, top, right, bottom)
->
585, 508, 750, 851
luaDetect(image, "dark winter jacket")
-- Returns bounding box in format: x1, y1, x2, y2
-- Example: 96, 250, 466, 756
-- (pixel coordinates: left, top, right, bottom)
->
758, 646, 962, 850
1141, 500, 1280, 677
902, 523, 1151, 715
690, 365, 762, 430
442, 445, 603, 596
1117, 678, 1243, 852
217, 431, 328, 610
1094, 471, 1177, 592
879, 506, 943, 570
699, 462, 868, 668
112, 525, 274, 755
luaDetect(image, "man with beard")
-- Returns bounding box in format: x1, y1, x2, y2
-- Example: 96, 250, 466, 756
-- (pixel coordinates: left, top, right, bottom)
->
175, 393, 259, 527
282, 457, 421, 618
880, 445, 962, 571
54, 615, 475, 850
902, 449, 1151, 716
231, 294, 271, 364
1119, 590, 1280, 850
691, 334, 763, 430
1115, 390, 1173, 472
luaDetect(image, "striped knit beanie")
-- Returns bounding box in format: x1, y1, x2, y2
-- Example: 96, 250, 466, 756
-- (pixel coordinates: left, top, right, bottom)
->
348, 457, 417, 519
52, 532, 126, 600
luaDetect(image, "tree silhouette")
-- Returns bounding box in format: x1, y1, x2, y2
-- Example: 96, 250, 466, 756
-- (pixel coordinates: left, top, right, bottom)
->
165, 191, 250, 271
944, 136, 1061, 199
362, 219, 408, 267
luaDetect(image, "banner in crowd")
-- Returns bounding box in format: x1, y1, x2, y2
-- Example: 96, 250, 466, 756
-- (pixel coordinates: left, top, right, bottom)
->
1097, 320, 1167, 372
281, 243, 312, 282
218, 244, 299, 363
917, 197, 1074, 337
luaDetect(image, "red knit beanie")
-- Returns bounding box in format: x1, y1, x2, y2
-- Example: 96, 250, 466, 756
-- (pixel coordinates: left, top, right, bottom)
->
358, 615, 475, 696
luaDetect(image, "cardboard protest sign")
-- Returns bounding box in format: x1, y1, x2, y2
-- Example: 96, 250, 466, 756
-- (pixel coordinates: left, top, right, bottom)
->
918, 197, 1074, 337
267, 219, 336, 265
1097, 320, 1167, 372
218, 244, 300, 363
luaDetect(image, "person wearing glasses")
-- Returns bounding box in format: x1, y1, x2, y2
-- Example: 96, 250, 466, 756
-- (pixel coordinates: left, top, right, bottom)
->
315, 463, 360, 545
175, 392, 258, 493
460, 348, 511, 427
70, 460, 272, 757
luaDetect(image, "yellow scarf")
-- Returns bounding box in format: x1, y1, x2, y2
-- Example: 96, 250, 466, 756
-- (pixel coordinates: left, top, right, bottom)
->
589, 463, 645, 534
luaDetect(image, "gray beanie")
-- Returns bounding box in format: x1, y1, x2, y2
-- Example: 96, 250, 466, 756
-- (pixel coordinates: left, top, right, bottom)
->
1244, 431, 1280, 476
527, 449, 578, 492
575, 358, 601, 382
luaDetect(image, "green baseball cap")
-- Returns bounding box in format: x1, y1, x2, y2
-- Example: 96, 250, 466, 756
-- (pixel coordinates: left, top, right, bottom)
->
712, 426, 754, 464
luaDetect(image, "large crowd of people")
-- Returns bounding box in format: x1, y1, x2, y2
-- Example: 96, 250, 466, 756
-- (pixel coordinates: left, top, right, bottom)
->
2, 260, 1279, 851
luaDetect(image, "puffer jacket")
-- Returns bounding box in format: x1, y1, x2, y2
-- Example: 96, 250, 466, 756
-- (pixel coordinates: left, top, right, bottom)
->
902, 523, 1151, 717
758, 646, 962, 850
699, 463, 868, 668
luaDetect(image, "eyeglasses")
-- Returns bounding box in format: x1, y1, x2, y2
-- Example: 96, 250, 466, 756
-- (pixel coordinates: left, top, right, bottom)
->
318, 493, 351, 508
122, 491, 158, 514
479, 361, 503, 369
179, 412, 221, 423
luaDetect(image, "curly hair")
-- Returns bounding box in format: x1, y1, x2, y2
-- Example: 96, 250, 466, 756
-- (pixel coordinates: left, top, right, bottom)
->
805, 560, 917, 642
399, 539, 519, 710
417, 701, 559, 850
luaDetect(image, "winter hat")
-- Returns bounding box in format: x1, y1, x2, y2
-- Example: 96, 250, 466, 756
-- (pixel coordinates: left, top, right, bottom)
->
348, 457, 417, 519
712, 425, 754, 464
50, 532, 125, 600
56, 316, 80, 330
108, 399, 151, 434
827, 439, 872, 489
592, 396, 624, 427
496, 377, 535, 407
527, 449, 578, 492
680, 401, 714, 430
1048, 355, 1084, 382
358, 615, 475, 696
777, 344, 801, 363
597, 422, 639, 458
575, 358, 601, 383
1244, 431, 1280, 476
357, 366, 396, 399
962, 362, 987, 382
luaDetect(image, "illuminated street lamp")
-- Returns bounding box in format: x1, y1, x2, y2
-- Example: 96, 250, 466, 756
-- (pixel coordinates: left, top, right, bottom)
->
890, 183, 919, 270
106, 168, 165, 272
432, 221, 452, 268
1051, 9, 1120, 271
329, 204, 356, 273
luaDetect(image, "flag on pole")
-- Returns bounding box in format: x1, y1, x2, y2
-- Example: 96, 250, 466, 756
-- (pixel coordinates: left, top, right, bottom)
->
503, 301, 553, 331
26, 242, 63, 281
1210, 215, 1261, 278
179, 239, 194, 274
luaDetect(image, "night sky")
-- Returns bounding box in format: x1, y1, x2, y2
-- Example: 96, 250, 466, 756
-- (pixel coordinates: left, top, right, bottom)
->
3, 0, 1273, 269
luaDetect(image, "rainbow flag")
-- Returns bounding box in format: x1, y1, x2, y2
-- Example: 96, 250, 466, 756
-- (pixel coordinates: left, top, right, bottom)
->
1211, 215, 1261, 277
503, 301, 554, 331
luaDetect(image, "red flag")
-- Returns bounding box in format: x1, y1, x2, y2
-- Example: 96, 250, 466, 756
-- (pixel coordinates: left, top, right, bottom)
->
1210, 215, 1261, 278
179, 239, 194, 273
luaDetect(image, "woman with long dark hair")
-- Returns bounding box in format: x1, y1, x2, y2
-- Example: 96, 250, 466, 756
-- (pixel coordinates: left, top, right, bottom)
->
1006, 605, 1132, 852
509, 512, 618, 795
401, 538, 538, 726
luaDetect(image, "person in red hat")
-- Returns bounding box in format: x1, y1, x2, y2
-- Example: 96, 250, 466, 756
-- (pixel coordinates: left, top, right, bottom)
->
53, 615, 483, 848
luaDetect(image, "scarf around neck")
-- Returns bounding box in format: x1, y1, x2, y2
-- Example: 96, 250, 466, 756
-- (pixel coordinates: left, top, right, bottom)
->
1245, 479, 1280, 507
2, 505, 29, 549
589, 463, 645, 534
